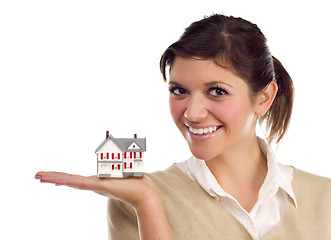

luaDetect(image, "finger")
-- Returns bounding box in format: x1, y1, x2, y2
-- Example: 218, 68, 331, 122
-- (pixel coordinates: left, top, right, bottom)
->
35, 171, 74, 183
35, 171, 95, 190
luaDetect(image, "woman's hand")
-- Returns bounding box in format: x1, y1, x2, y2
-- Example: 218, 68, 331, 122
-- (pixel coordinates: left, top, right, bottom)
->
35, 171, 174, 240
35, 171, 154, 208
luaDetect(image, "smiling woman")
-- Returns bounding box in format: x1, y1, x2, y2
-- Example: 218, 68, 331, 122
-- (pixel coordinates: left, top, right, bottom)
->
107, 14, 331, 239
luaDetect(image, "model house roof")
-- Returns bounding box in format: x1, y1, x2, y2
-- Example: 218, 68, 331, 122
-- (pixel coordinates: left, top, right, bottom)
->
95, 133, 146, 153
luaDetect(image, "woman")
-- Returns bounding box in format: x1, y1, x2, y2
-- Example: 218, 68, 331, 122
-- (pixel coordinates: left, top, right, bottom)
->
35, 14, 331, 239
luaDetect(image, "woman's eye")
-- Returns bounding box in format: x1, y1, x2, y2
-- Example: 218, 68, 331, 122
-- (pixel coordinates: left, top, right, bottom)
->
208, 87, 227, 97
169, 87, 187, 96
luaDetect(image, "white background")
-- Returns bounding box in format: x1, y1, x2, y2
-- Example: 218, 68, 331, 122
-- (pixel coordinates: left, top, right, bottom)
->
1, 0, 330, 239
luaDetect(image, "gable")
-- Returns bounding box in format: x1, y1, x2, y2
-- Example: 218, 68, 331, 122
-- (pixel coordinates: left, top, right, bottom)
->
127, 142, 141, 150
96, 139, 122, 153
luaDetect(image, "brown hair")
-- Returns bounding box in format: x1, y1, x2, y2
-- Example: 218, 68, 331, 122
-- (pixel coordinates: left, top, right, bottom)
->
160, 14, 294, 143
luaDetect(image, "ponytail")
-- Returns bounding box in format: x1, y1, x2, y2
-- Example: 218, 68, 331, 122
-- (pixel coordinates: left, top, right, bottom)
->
259, 56, 294, 143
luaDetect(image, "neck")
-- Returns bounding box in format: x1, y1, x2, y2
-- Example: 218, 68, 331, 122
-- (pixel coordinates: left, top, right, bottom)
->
205, 136, 268, 212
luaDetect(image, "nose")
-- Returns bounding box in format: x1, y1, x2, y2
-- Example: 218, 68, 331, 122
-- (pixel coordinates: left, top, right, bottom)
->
184, 94, 208, 123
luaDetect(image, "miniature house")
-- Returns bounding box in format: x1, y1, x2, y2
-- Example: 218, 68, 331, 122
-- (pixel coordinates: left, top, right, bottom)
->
95, 131, 146, 178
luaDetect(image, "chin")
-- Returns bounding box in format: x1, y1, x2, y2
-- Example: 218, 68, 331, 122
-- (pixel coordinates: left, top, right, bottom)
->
189, 146, 217, 161
184, 137, 221, 162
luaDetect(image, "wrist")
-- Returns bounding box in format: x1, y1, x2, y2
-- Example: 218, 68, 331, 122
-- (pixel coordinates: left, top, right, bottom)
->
134, 183, 162, 213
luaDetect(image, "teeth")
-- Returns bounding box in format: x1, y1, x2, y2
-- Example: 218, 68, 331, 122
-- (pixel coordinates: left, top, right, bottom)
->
188, 126, 218, 135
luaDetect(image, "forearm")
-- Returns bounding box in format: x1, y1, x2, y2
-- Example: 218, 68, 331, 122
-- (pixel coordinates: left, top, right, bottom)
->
135, 190, 173, 240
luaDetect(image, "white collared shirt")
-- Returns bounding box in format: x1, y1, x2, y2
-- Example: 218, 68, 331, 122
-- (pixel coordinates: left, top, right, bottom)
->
176, 138, 297, 240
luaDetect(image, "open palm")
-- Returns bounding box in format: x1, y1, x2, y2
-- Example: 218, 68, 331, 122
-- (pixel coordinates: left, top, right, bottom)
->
35, 171, 154, 208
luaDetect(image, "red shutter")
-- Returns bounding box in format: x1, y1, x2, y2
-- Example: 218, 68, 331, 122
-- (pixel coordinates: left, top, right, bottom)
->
100, 153, 103, 160
118, 153, 120, 159
134, 152, 136, 158
118, 164, 121, 170
124, 162, 127, 169
130, 162, 133, 169
130, 152, 132, 158
107, 153, 109, 159
124, 152, 126, 159
112, 165, 114, 170
140, 152, 142, 158
112, 153, 114, 159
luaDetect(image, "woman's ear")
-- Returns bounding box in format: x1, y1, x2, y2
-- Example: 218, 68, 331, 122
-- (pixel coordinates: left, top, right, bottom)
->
255, 81, 278, 117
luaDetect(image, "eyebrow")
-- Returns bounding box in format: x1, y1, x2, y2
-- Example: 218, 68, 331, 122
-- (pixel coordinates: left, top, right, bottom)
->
169, 80, 233, 88
168, 81, 183, 87
204, 81, 233, 88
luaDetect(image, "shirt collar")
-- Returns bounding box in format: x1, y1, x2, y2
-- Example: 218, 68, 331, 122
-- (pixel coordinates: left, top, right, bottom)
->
186, 155, 229, 199
186, 138, 297, 207
258, 138, 297, 208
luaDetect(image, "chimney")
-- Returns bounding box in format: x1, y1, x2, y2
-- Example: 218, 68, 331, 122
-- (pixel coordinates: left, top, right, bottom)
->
134, 134, 137, 138
106, 131, 109, 139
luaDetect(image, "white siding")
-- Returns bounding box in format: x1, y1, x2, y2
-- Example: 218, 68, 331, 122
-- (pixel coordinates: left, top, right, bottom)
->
98, 163, 111, 174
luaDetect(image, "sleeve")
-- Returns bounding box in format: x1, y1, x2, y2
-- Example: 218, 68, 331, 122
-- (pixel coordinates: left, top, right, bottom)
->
107, 198, 139, 240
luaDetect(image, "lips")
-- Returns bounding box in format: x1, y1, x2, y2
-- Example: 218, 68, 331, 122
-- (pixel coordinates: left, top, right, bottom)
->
185, 124, 222, 135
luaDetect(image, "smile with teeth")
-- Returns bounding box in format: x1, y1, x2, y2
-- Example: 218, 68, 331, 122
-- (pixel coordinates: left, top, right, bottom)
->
188, 125, 220, 135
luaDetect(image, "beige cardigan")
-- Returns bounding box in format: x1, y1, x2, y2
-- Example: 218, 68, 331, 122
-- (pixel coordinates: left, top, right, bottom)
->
108, 165, 331, 240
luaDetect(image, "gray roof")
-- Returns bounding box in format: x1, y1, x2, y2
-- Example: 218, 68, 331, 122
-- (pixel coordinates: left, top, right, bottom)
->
95, 134, 146, 153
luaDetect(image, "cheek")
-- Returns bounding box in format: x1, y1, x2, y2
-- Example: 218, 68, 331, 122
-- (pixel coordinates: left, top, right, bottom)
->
169, 98, 186, 122
211, 100, 252, 124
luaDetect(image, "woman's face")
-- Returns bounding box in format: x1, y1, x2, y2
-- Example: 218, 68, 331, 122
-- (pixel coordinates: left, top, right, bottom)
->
168, 57, 259, 161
